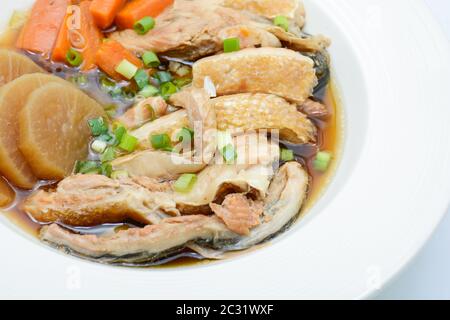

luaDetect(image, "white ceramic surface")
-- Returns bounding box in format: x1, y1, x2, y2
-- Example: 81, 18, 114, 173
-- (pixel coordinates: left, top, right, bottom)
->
1, 0, 450, 299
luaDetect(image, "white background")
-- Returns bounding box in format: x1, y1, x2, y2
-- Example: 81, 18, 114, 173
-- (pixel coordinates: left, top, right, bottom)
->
376, 0, 450, 300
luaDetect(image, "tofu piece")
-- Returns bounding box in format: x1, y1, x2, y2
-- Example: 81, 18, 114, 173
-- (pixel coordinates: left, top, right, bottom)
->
192, 48, 317, 104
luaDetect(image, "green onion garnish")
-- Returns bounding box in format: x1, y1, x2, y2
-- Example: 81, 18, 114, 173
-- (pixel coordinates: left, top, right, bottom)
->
138, 85, 159, 98
100, 76, 116, 88
101, 162, 113, 177
114, 125, 127, 143
66, 48, 83, 67
221, 144, 237, 164
145, 105, 157, 121
134, 69, 149, 89
69, 74, 88, 86
313, 151, 332, 172
75, 161, 100, 174
142, 51, 160, 68
280, 148, 295, 161
101, 146, 116, 163
111, 170, 129, 180
150, 133, 171, 150
133, 16, 155, 35
115, 59, 138, 80
91, 140, 107, 154
176, 127, 194, 143
88, 117, 108, 136
223, 37, 240, 53
217, 131, 233, 150
274, 15, 289, 32
173, 77, 192, 88
160, 82, 178, 98
174, 174, 197, 193
118, 133, 138, 152
156, 71, 172, 83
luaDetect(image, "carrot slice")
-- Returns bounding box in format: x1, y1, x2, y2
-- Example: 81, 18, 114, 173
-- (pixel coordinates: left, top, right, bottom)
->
78, 1, 103, 70
95, 40, 143, 80
115, 0, 174, 30
52, 12, 71, 62
16, 0, 69, 57
90, 0, 127, 29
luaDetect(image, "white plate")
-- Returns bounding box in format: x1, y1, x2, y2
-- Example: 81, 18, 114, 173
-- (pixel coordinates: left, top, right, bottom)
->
1, 0, 450, 299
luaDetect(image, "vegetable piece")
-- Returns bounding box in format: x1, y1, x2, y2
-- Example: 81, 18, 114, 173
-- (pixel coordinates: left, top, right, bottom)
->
15, 0, 68, 56
176, 127, 194, 143
139, 85, 159, 98
160, 82, 178, 98
111, 170, 129, 179
216, 131, 233, 150
142, 51, 160, 67
78, 1, 103, 71
114, 125, 127, 142
76, 161, 101, 174
0, 50, 43, 88
95, 40, 144, 80
115, 59, 139, 79
118, 133, 139, 152
134, 16, 155, 35
174, 173, 197, 193
150, 133, 171, 150
313, 151, 332, 172
221, 144, 237, 164
90, 0, 127, 29
156, 71, 172, 83
91, 140, 107, 154
223, 37, 240, 53
0, 74, 65, 189
0, 178, 15, 208
101, 146, 116, 162
274, 15, 289, 32
101, 162, 113, 177
88, 117, 109, 136
115, 0, 174, 30
66, 48, 83, 67
19, 83, 106, 180
280, 148, 294, 161
134, 69, 149, 89
51, 10, 71, 62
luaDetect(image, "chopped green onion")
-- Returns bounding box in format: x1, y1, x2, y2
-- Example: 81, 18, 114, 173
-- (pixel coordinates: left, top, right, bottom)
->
280, 148, 295, 161
118, 133, 138, 152
160, 82, 178, 98
175, 66, 191, 77
69, 75, 88, 86
142, 51, 160, 68
173, 77, 192, 88
150, 133, 171, 150
223, 37, 240, 53
115, 59, 138, 80
145, 105, 157, 121
101, 162, 113, 177
138, 85, 159, 98
111, 170, 129, 180
114, 125, 127, 143
97, 133, 114, 143
101, 146, 116, 163
174, 174, 197, 193
100, 76, 116, 88
66, 48, 83, 67
221, 144, 237, 164
134, 16, 155, 35
156, 71, 172, 83
75, 161, 100, 174
91, 140, 107, 154
176, 127, 194, 143
134, 69, 149, 89
313, 151, 332, 172
274, 15, 289, 32
121, 86, 137, 99
88, 117, 108, 136
217, 131, 233, 150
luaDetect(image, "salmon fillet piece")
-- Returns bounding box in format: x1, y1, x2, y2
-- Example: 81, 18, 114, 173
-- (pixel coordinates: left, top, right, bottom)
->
210, 194, 263, 235
192, 48, 317, 104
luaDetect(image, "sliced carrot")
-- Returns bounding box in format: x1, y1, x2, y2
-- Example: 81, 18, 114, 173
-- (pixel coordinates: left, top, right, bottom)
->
90, 0, 127, 29
115, 0, 174, 30
95, 40, 143, 80
52, 12, 71, 62
78, 1, 103, 70
16, 0, 69, 57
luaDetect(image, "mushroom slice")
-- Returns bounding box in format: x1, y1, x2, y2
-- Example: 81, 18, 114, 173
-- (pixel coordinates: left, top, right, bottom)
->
213, 93, 316, 143
192, 48, 317, 104
222, 0, 306, 27
112, 88, 216, 179
23, 174, 178, 226
39, 162, 308, 264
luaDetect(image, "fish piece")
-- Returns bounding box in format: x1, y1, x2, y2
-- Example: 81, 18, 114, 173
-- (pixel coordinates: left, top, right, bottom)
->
210, 194, 263, 235
192, 48, 317, 104
299, 98, 329, 118
212, 93, 316, 143
112, 88, 216, 178
0, 49, 43, 87
223, 0, 306, 27
118, 96, 168, 130
39, 162, 307, 264
23, 174, 178, 226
